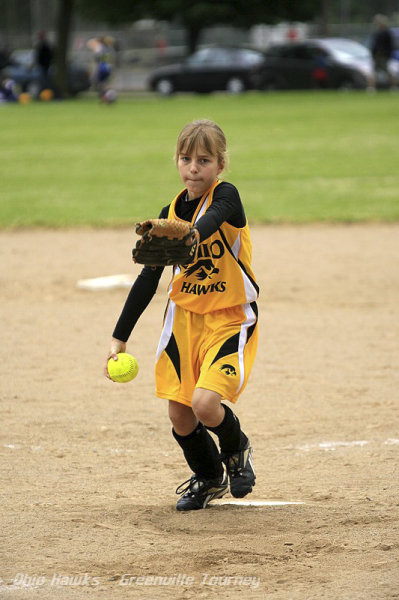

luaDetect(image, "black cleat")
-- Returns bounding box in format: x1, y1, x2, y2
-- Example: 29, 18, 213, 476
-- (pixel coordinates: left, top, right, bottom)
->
175, 472, 228, 511
221, 441, 256, 498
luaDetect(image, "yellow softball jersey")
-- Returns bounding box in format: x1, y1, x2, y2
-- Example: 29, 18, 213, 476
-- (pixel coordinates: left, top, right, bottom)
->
167, 180, 258, 314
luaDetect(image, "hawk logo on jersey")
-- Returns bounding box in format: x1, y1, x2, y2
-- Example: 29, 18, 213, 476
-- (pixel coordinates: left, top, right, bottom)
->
184, 259, 219, 281
219, 364, 237, 376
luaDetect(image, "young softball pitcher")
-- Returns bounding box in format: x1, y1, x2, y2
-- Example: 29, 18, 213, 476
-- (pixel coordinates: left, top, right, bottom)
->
105, 119, 259, 510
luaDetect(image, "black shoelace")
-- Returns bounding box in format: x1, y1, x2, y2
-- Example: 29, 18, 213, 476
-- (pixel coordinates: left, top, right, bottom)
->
175, 476, 202, 496
220, 451, 241, 478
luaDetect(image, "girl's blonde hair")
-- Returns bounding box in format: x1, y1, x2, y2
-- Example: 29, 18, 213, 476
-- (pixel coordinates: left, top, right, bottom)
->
174, 119, 229, 172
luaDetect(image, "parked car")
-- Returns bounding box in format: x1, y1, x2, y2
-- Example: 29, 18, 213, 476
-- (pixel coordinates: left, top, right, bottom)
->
148, 46, 265, 95
1, 50, 90, 98
257, 38, 373, 90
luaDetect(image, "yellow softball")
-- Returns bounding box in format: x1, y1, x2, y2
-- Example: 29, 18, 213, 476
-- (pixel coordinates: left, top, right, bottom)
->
108, 353, 139, 383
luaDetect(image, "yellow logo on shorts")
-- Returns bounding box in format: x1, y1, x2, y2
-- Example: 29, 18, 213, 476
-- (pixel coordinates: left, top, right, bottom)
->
219, 364, 237, 376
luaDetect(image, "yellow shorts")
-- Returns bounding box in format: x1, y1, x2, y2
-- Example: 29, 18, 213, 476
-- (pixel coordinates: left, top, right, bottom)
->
155, 301, 258, 406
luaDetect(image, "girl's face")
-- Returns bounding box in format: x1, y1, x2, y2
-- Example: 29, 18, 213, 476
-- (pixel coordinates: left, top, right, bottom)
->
177, 145, 224, 200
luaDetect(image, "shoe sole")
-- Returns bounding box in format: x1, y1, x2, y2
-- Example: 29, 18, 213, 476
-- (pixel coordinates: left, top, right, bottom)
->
204, 485, 229, 507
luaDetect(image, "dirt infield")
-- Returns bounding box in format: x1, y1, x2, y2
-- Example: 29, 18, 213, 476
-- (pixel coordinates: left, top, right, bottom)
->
1, 225, 398, 600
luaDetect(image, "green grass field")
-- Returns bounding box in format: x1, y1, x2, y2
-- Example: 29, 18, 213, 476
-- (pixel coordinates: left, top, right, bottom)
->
1, 90, 398, 227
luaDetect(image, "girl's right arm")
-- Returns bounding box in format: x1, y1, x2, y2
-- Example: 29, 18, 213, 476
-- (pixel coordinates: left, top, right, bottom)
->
104, 265, 164, 379
105, 205, 170, 379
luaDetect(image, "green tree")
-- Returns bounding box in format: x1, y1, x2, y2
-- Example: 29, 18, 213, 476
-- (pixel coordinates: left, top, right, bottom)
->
76, 0, 324, 54
75, 0, 147, 24
148, 0, 329, 52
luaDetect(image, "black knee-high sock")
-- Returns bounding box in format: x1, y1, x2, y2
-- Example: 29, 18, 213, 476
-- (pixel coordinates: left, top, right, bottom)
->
172, 422, 223, 479
206, 404, 248, 453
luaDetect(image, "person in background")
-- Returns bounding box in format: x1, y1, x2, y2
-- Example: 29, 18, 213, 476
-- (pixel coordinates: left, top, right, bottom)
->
86, 36, 115, 98
369, 14, 394, 90
35, 31, 53, 90
0, 78, 17, 102
0, 43, 12, 70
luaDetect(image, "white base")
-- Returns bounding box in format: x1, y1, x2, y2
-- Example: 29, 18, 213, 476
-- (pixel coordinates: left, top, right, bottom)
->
77, 274, 135, 291
217, 500, 305, 506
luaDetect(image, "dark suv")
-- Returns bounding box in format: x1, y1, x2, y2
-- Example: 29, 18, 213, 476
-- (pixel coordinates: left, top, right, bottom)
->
148, 47, 265, 95
258, 38, 373, 90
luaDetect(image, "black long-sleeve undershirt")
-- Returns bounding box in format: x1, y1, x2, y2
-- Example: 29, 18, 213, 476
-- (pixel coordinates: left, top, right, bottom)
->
112, 181, 246, 342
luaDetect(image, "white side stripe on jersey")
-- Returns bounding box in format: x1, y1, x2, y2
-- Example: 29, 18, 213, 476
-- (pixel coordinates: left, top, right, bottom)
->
235, 303, 257, 395
231, 232, 241, 259
156, 300, 176, 362
217, 226, 258, 304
